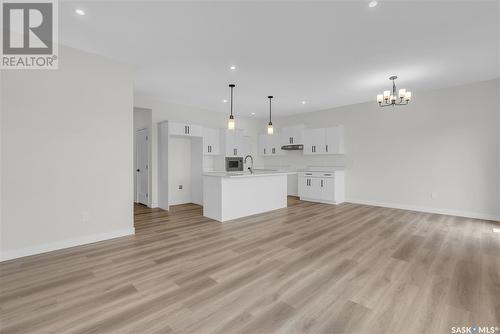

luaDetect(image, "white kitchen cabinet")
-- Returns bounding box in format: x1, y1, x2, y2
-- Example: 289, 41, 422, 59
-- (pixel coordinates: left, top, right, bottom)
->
325, 126, 344, 154
282, 125, 304, 145
221, 129, 247, 157
239, 135, 251, 157
298, 171, 345, 204
303, 126, 344, 155
202, 127, 220, 155
168, 122, 202, 137
318, 176, 335, 202
298, 174, 317, 199
303, 128, 326, 154
258, 134, 284, 156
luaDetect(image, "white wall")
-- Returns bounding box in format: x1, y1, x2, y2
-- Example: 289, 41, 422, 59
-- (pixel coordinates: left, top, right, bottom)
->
133, 108, 152, 204
1, 46, 135, 261
168, 136, 192, 205
263, 79, 500, 220
134, 95, 262, 207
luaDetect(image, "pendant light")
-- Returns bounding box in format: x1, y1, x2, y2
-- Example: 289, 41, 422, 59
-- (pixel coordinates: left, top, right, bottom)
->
267, 96, 274, 135
227, 84, 236, 130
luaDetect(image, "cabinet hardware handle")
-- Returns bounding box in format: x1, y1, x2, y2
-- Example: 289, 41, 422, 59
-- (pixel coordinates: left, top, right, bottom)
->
321, 180, 323, 187
324, 173, 332, 176
306, 173, 312, 175
264, 148, 266, 154
326, 144, 328, 152
188, 126, 190, 134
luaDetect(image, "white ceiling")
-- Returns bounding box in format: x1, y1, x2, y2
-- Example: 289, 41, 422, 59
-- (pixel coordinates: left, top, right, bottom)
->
60, 1, 500, 117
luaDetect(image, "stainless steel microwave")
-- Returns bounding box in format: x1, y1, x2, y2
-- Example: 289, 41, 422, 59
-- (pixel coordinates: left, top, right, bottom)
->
225, 157, 243, 172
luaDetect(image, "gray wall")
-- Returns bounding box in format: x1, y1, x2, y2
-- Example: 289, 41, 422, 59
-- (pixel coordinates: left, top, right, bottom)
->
1, 46, 135, 260
263, 79, 500, 220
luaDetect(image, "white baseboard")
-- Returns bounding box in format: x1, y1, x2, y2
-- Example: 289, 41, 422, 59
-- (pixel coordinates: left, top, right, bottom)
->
347, 199, 500, 222
0, 227, 135, 262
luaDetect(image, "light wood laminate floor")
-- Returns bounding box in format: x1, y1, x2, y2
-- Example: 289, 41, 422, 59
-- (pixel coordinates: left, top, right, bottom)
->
1, 198, 499, 334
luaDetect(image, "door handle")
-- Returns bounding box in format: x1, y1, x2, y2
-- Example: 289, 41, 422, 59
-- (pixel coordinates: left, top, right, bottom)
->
136, 169, 140, 172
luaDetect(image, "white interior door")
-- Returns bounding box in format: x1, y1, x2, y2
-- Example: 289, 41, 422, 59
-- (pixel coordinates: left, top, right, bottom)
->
136, 128, 149, 205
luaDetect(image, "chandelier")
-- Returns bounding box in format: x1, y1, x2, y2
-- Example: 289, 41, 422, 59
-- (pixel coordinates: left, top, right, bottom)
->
377, 76, 412, 107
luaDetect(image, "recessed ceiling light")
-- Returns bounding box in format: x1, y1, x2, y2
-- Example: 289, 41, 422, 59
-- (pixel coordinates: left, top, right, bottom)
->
301, 100, 307, 105
75, 8, 86, 15
368, 1, 378, 8
229, 65, 236, 70
251, 112, 255, 115
222, 99, 227, 103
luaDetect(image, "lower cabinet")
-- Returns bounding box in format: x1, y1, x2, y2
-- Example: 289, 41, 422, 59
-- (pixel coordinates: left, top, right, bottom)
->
298, 171, 345, 204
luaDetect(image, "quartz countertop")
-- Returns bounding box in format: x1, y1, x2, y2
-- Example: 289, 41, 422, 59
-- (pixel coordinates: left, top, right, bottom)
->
203, 170, 296, 178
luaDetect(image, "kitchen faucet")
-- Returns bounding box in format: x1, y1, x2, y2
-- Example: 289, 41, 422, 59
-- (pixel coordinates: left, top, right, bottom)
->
244, 155, 254, 174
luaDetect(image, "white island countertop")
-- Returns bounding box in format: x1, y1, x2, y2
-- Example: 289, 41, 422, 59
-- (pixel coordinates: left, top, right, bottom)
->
203, 170, 289, 222
203, 170, 296, 178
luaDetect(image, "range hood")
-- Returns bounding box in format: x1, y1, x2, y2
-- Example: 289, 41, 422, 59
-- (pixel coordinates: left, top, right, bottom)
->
281, 144, 303, 151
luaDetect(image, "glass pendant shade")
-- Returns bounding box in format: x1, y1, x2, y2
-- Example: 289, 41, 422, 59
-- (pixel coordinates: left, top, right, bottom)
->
267, 122, 274, 135
228, 115, 235, 130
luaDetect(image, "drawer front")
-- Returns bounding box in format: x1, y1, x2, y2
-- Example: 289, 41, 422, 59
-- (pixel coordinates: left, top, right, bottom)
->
299, 172, 335, 178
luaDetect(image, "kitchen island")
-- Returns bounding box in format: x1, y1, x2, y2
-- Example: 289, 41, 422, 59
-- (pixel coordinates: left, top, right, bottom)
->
203, 171, 293, 222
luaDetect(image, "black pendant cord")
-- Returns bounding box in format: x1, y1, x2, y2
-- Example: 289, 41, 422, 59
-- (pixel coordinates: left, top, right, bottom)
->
229, 84, 235, 117
268, 96, 273, 124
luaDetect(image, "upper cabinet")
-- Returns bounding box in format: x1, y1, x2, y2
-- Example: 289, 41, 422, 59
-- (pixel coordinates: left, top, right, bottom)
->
281, 125, 304, 145
202, 127, 220, 155
304, 126, 344, 155
168, 122, 202, 137
325, 126, 344, 154
258, 134, 284, 156
221, 129, 250, 157
304, 128, 326, 154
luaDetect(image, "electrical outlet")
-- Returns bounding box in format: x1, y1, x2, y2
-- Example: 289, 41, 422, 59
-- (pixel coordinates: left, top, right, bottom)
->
178, 185, 183, 190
